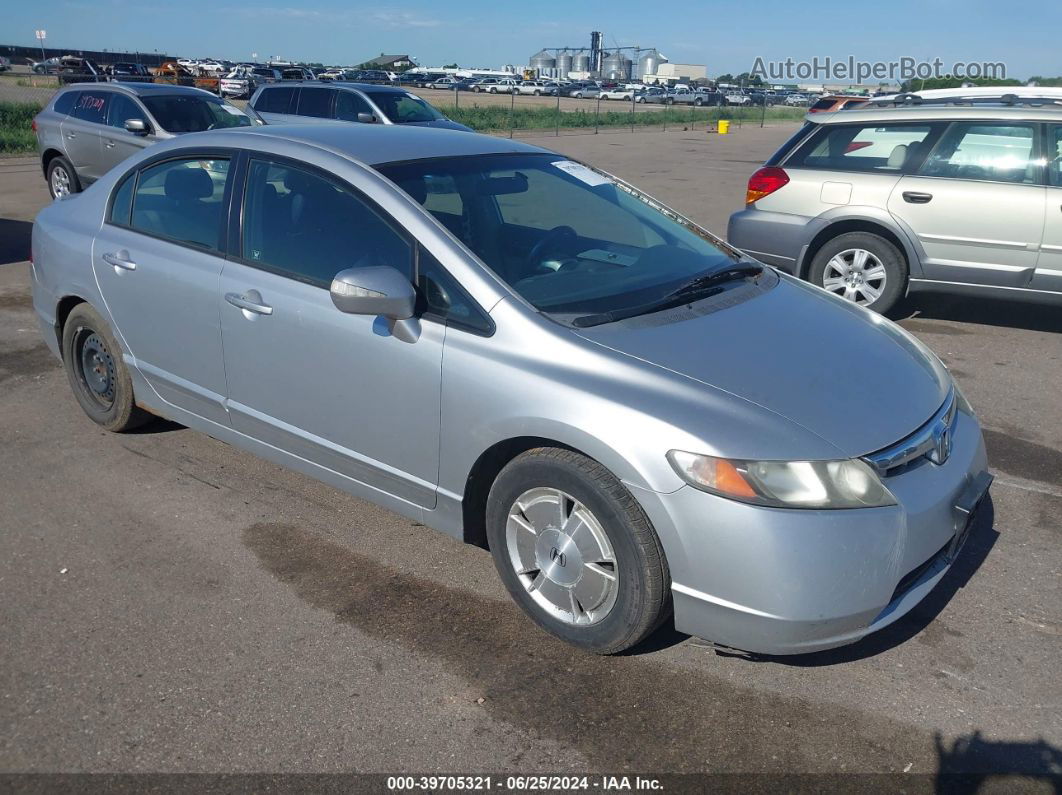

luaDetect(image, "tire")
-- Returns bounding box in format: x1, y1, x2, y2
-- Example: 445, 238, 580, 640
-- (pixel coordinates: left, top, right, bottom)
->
486, 448, 671, 655
473, 86, 481, 93
61, 303, 150, 432
807, 231, 907, 314
694, 97, 703, 106
489, 87, 496, 93
533, 90, 541, 96
47, 155, 81, 199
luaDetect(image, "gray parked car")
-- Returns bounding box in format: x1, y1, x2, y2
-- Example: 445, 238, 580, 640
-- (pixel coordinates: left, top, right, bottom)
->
30, 125, 991, 656
728, 100, 1062, 312
33, 83, 261, 199
250, 81, 472, 132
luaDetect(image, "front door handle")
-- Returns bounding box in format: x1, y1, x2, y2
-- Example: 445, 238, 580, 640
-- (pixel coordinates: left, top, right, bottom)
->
225, 291, 273, 315
104, 140, 115, 148
65, 132, 76, 140
902, 191, 933, 204
102, 251, 136, 271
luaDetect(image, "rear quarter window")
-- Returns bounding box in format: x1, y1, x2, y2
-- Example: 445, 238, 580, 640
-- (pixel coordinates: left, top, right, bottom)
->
255, 86, 295, 113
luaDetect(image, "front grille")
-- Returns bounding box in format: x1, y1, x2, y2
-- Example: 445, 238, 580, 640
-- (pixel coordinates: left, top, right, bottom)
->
863, 389, 957, 477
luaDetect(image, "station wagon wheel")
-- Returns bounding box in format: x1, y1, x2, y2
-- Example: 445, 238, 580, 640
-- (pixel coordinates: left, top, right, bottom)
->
808, 231, 907, 314
486, 448, 672, 654
47, 155, 81, 199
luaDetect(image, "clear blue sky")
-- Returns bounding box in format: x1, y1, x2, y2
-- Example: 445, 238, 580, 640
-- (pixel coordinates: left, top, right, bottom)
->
7, 0, 1060, 78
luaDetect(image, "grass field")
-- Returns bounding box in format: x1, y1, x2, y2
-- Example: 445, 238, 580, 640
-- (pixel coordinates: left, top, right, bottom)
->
0, 102, 40, 154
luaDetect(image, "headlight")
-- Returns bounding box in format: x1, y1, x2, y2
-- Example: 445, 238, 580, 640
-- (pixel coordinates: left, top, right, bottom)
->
666, 450, 896, 509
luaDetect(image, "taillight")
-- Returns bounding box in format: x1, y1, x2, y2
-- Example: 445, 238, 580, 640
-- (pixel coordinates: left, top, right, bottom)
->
31, 118, 38, 133
745, 167, 789, 205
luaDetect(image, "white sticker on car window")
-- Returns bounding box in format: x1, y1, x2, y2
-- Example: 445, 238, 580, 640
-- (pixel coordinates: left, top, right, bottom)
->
553, 161, 611, 187
219, 104, 243, 115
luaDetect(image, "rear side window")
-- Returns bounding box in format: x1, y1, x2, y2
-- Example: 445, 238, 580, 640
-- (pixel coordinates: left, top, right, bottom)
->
296, 87, 334, 118
72, 91, 110, 124
53, 91, 78, 115
130, 158, 231, 250
109, 172, 136, 226
789, 124, 935, 173
255, 86, 295, 113
919, 123, 1039, 185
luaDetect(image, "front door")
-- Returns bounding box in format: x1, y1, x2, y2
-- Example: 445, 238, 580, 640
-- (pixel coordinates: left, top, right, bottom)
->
99, 93, 156, 172
888, 121, 1045, 288
92, 154, 232, 425
219, 157, 444, 508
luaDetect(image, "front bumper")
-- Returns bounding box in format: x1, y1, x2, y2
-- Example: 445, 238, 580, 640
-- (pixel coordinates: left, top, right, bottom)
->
727, 206, 813, 274
637, 408, 990, 655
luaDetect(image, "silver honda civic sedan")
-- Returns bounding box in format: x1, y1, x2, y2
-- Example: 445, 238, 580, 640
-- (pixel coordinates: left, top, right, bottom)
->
31, 124, 992, 655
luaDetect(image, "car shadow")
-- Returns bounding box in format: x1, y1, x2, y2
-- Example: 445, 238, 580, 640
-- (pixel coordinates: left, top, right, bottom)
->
725, 495, 999, 667
934, 730, 1062, 790
896, 294, 1062, 334
125, 417, 185, 434
0, 218, 33, 266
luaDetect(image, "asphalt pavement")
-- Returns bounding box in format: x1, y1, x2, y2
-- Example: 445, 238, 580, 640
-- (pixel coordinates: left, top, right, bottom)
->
0, 126, 1059, 787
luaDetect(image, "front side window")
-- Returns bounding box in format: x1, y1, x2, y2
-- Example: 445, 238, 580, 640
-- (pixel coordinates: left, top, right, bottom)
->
792, 123, 935, 172
334, 90, 373, 121
130, 157, 230, 250
71, 91, 110, 124
363, 91, 444, 123
106, 94, 149, 130
141, 95, 253, 132
919, 122, 1039, 184
378, 153, 742, 321
241, 160, 411, 286
297, 87, 334, 118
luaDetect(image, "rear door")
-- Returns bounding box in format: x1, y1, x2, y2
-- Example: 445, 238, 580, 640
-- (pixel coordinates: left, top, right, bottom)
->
62, 89, 111, 183
92, 153, 233, 425
1035, 124, 1062, 293
887, 121, 1045, 288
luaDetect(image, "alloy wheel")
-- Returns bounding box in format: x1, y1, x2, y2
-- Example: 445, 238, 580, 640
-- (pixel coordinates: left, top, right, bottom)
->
506, 487, 619, 626
50, 165, 71, 198
821, 248, 887, 305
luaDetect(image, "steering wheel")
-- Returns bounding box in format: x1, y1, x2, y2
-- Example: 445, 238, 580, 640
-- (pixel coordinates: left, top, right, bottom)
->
526, 225, 578, 271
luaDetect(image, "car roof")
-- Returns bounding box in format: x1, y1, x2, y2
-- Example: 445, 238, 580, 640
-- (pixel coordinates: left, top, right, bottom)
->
808, 104, 1062, 124
160, 123, 552, 167
56, 82, 218, 98
271, 81, 407, 94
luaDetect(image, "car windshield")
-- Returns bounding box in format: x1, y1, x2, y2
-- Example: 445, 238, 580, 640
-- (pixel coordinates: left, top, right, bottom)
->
364, 91, 443, 123
141, 95, 254, 132
377, 153, 741, 320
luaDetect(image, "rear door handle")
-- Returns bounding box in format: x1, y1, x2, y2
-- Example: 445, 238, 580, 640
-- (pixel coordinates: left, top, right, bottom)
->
104, 140, 115, 148
102, 251, 136, 271
902, 191, 933, 204
65, 132, 76, 140
225, 292, 273, 315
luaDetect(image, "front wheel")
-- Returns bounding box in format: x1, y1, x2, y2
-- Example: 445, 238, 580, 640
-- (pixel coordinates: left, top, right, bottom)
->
694, 97, 703, 106
533, 90, 541, 96
486, 448, 672, 654
808, 231, 907, 314
61, 303, 150, 432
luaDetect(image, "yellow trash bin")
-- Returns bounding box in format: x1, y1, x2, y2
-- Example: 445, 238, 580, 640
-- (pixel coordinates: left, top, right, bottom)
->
718, 119, 730, 135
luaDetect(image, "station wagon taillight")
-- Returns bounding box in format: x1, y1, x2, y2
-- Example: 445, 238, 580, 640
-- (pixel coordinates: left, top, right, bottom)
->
31, 118, 37, 133
745, 167, 789, 205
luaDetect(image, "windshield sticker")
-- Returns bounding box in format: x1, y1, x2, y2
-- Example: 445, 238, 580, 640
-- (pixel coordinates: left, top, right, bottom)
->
553, 161, 611, 187
219, 104, 243, 115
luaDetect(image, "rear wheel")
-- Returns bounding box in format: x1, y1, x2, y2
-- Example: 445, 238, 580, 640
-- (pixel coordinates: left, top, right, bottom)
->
808, 231, 907, 314
61, 303, 150, 432
486, 448, 671, 654
47, 155, 80, 199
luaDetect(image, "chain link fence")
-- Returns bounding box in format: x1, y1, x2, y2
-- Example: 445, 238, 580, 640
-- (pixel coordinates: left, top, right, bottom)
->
0, 70, 806, 154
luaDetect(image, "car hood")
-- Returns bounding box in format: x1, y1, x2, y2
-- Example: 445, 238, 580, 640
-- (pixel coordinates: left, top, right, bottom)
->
402, 119, 474, 132
574, 275, 950, 458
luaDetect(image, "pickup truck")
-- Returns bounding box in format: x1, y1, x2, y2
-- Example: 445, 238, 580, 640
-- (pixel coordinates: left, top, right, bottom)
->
516, 81, 558, 96
472, 77, 520, 93
665, 88, 723, 106
154, 61, 220, 93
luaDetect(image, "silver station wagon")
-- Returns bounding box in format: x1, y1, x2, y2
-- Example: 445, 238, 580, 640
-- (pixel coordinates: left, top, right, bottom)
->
31, 125, 991, 655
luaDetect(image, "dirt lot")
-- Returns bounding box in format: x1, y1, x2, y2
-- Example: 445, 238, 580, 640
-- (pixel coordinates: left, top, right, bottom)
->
0, 125, 1059, 787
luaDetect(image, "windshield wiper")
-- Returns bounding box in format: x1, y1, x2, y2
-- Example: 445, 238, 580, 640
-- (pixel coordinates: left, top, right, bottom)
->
572, 261, 763, 328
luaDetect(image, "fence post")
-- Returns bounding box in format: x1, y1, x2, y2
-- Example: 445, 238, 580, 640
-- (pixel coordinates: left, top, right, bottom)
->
454, 87, 458, 110
760, 99, 766, 128
509, 89, 515, 139
630, 95, 634, 133
595, 95, 600, 134
555, 85, 560, 137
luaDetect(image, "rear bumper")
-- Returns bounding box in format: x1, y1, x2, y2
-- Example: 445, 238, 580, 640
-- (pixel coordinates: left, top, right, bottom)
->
727, 206, 813, 274
638, 409, 990, 655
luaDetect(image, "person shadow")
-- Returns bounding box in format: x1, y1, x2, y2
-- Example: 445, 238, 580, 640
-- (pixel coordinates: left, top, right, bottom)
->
934, 730, 1062, 792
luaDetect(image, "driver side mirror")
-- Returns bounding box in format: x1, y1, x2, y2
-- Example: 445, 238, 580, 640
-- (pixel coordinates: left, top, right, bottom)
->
124, 118, 149, 135
330, 266, 415, 319
357, 112, 378, 124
